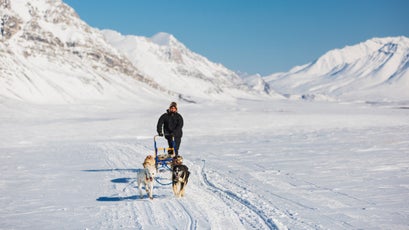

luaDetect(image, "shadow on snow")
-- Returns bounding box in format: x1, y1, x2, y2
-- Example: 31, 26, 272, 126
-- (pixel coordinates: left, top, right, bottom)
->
82, 168, 140, 173
83, 168, 168, 201
97, 194, 166, 202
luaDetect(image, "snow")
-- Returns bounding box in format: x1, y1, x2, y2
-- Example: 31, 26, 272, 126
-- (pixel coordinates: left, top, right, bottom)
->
3, 0, 409, 104
2, 1, 409, 228
264, 36, 409, 103
150, 32, 175, 46
1, 99, 409, 229
101, 29, 256, 101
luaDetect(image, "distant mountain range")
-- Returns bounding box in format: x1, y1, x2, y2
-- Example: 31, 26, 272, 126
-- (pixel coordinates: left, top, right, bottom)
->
1, 0, 408, 104
264, 36, 409, 102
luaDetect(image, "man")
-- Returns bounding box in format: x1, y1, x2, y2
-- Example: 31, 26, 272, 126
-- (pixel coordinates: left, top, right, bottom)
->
156, 102, 184, 156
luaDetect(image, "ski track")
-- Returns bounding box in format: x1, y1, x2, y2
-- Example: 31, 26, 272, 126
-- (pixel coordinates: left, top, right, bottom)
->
216, 169, 321, 230
177, 200, 197, 230
95, 139, 353, 229
96, 140, 203, 229
255, 175, 354, 229
96, 139, 281, 229
245, 166, 358, 229
200, 160, 279, 230
197, 156, 359, 230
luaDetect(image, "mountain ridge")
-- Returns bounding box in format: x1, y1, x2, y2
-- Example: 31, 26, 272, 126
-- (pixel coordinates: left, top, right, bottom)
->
264, 36, 409, 102
102, 29, 276, 101
1, 0, 408, 104
0, 0, 169, 103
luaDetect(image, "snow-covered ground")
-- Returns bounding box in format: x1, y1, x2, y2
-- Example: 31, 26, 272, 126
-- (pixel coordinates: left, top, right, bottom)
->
1, 99, 409, 229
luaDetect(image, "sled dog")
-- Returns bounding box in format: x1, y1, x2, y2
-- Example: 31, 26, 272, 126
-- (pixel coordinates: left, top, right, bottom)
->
137, 165, 156, 199
172, 164, 190, 197
143, 155, 155, 168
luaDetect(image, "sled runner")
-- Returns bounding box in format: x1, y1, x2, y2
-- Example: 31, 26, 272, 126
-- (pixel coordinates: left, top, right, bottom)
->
153, 135, 175, 185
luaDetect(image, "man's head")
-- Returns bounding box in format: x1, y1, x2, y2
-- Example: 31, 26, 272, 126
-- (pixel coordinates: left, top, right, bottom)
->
169, 102, 177, 112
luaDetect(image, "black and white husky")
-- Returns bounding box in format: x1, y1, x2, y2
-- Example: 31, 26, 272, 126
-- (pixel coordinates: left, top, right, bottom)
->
172, 164, 190, 197
137, 165, 156, 199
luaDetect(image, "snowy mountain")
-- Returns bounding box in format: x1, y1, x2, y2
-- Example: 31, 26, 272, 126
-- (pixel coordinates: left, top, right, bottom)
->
101, 30, 276, 101
0, 0, 270, 104
264, 36, 409, 103
1, 0, 408, 104
238, 72, 273, 95
0, 0, 170, 103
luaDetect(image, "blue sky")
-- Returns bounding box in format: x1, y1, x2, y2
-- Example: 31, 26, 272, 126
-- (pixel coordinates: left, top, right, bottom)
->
63, 0, 409, 75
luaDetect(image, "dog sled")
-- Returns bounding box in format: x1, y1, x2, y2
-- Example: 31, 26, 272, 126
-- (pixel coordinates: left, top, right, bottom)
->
138, 135, 190, 198
153, 135, 176, 185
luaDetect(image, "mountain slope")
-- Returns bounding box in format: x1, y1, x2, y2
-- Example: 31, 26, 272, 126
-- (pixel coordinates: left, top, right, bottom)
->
2, 0, 407, 104
0, 0, 166, 103
0, 0, 273, 104
102, 30, 278, 101
264, 36, 409, 102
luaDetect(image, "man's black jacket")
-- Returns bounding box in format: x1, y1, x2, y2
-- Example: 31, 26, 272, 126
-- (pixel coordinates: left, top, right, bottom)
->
157, 110, 184, 138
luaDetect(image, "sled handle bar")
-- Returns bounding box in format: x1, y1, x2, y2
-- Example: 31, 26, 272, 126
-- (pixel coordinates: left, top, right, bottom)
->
154, 134, 174, 141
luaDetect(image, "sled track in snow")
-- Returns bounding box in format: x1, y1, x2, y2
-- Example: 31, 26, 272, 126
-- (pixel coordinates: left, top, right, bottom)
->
177, 200, 198, 230
200, 160, 279, 230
